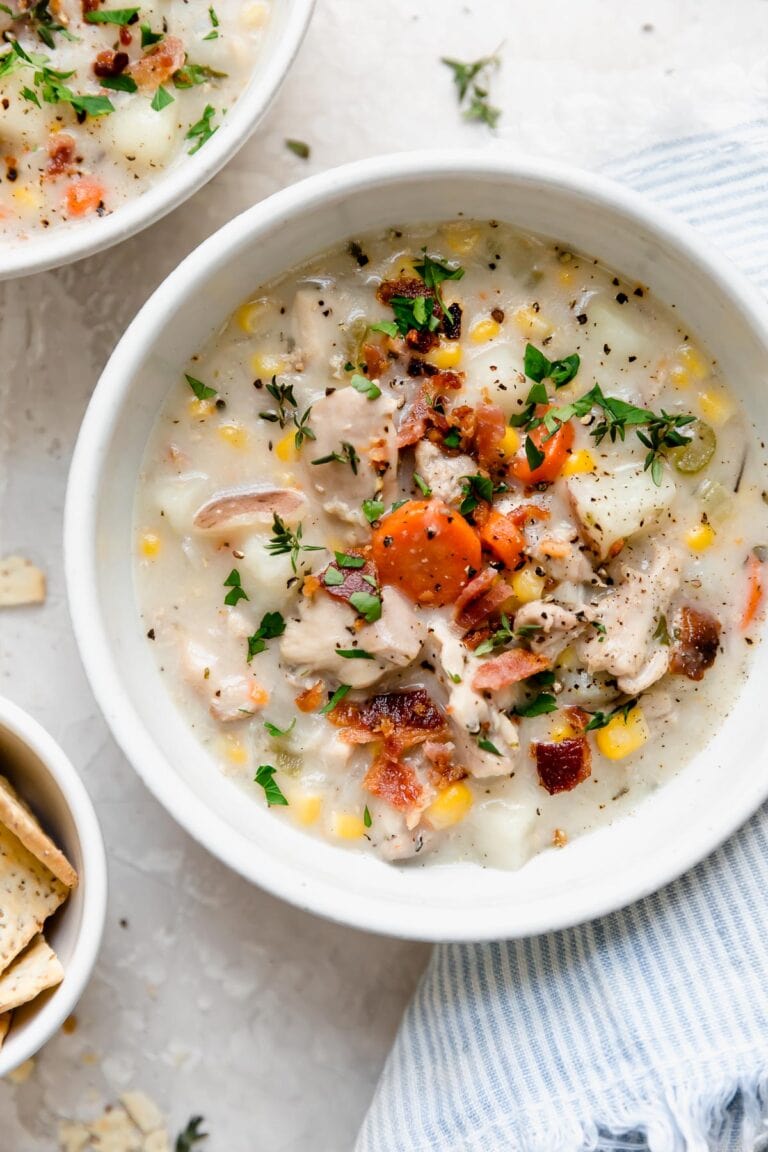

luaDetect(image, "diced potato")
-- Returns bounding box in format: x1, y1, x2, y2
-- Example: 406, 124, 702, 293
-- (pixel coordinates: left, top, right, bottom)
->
465, 343, 526, 414
100, 101, 179, 169
586, 297, 651, 362
466, 800, 537, 869
566, 464, 676, 558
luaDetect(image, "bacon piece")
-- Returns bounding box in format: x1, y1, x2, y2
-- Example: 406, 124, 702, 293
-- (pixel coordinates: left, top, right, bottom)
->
424, 740, 466, 785
361, 342, 388, 378
295, 681, 324, 712
318, 555, 377, 607
564, 706, 591, 733
93, 49, 129, 78
330, 687, 447, 751
377, 277, 433, 305
432, 370, 463, 392
364, 750, 423, 811
406, 327, 439, 353
129, 35, 185, 91
508, 503, 550, 528
533, 737, 592, 795
397, 394, 431, 449
474, 403, 507, 470
442, 303, 462, 341
454, 568, 512, 632
472, 648, 550, 692
669, 605, 721, 682
46, 133, 76, 178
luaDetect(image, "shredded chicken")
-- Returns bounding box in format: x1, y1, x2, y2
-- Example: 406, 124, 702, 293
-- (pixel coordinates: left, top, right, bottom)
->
413, 439, 476, 506
513, 600, 596, 662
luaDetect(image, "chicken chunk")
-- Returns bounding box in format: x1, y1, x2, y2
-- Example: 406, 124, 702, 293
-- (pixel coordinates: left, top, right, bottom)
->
575, 543, 681, 689
414, 440, 477, 506
301, 388, 398, 529
513, 600, 596, 662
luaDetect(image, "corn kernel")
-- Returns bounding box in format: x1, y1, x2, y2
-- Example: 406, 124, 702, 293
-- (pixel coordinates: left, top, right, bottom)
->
562, 448, 596, 476
498, 426, 520, 458
595, 707, 649, 760
512, 304, 553, 341
426, 781, 473, 829
222, 736, 248, 767
242, 0, 269, 27
275, 430, 296, 462
669, 364, 691, 389
12, 185, 42, 211
331, 811, 366, 840
442, 221, 481, 256
685, 522, 716, 552
248, 683, 270, 708
188, 396, 215, 420
236, 297, 270, 334
549, 717, 576, 743
679, 343, 708, 380
251, 351, 287, 378
511, 565, 545, 604
291, 793, 322, 827
469, 318, 500, 344
139, 532, 161, 558
426, 341, 462, 370
218, 423, 248, 449
556, 645, 578, 671
697, 389, 733, 427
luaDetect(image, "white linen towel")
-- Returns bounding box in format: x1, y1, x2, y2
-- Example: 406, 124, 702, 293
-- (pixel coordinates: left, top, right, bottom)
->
356, 123, 768, 1152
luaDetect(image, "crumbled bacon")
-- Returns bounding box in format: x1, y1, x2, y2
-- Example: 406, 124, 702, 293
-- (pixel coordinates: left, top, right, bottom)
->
405, 327, 439, 353
93, 49, 129, 78
397, 393, 431, 448
129, 35, 185, 91
377, 277, 434, 305
423, 740, 466, 785
81, 0, 100, 12
473, 403, 507, 470
364, 750, 423, 811
454, 568, 511, 632
533, 737, 592, 795
295, 681, 325, 712
318, 555, 377, 608
669, 605, 721, 681
46, 133, 76, 177
330, 687, 447, 751
361, 342, 388, 378
442, 302, 462, 341
508, 503, 550, 529
472, 648, 550, 692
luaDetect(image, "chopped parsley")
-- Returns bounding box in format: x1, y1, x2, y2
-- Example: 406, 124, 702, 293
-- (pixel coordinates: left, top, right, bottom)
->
203, 5, 219, 38
175, 1116, 207, 1152
186, 104, 218, 154
362, 498, 385, 523
320, 684, 351, 715
363, 805, 372, 828
266, 514, 324, 573
10, 0, 77, 49
653, 615, 671, 645
334, 551, 365, 569
151, 84, 174, 111
285, 138, 310, 159
351, 373, 381, 400
389, 294, 440, 337
254, 764, 289, 807
84, 6, 139, 24
336, 648, 376, 660
413, 472, 432, 497
369, 319, 398, 338
442, 52, 501, 129
584, 698, 638, 732
246, 611, 285, 660
141, 23, 164, 47
477, 735, 502, 756
524, 343, 581, 387
223, 569, 248, 607
185, 372, 217, 400
459, 473, 494, 516
349, 590, 382, 623
173, 62, 227, 88
524, 434, 545, 472
473, 614, 514, 656
508, 381, 548, 428
515, 693, 557, 718
101, 73, 138, 93
311, 441, 360, 475
413, 249, 465, 318
264, 717, 296, 739
323, 568, 344, 587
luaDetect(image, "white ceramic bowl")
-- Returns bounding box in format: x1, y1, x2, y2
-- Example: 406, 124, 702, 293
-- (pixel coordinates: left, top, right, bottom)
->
65, 152, 768, 941
0, 696, 107, 1076
0, 0, 314, 280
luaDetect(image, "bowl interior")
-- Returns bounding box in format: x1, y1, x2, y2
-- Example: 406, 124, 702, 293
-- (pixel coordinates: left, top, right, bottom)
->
0, 0, 315, 279
0, 704, 104, 1074
68, 158, 768, 940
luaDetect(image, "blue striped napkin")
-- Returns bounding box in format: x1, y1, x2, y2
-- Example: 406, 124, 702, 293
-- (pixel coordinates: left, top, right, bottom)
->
356, 124, 768, 1152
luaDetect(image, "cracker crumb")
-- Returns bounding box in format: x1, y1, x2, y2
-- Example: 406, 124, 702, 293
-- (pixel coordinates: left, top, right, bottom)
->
552, 828, 568, 848
0, 556, 46, 607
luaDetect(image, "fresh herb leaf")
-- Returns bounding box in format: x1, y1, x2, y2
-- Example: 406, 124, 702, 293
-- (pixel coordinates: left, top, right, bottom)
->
286, 137, 310, 159
653, 615, 671, 646
524, 343, 580, 388
266, 514, 324, 573
223, 568, 248, 607
459, 473, 494, 516
85, 6, 139, 23
21, 84, 40, 105
413, 472, 432, 497
351, 373, 381, 400
141, 23, 163, 46
524, 434, 545, 472
311, 441, 360, 475
447, 671, 462, 684
413, 249, 464, 318
151, 84, 174, 110
442, 53, 501, 129
515, 693, 557, 718
362, 498, 385, 523
323, 567, 344, 587
369, 320, 398, 338
443, 428, 462, 449
477, 735, 502, 756
264, 717, 296, 739
175, 1116, 208, 1152
246, 611, 285, 660
584, 698, 638, 732
349, 590, 382, 623
320, 684, 351, 715
389, 295, 439, 337
186, 103, 218, 153
363, 805, 372, 828
523, 343, 551, 383
173, 62, 227, 87
335, 648, 376, 660
254, 764, 289, 807
101, 72, 138, 92
508, 381, 549, 428
473, 614, 515, 656
203, 5, 219, 37
334, 551, 365, 569
185, 373, 217, 400
12, 0, 77, 48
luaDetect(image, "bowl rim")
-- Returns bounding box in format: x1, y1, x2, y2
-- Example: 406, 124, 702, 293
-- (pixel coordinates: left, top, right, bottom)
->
0, 0, 316, 281
0, 695, 107, 1075
65, 149, 768, 941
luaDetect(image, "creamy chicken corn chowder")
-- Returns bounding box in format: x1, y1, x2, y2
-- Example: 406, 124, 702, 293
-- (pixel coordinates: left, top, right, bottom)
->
134, 220, 768, 868
0, 0, 270, 237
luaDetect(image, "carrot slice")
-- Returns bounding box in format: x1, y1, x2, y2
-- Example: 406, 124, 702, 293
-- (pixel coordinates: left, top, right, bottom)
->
511, 406, 574, 485
64, 177, 106, 218
371, 498, 481, 606
472, 649, 550, 692
741, 552, 764, 630
474, 403, 507, 469
478, 510, 525, 570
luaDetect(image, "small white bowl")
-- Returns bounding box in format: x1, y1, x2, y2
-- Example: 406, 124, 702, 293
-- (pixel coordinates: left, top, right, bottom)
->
0, 0, 315, 280
0, 696, 107, 1077
65, 152, 768, 941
